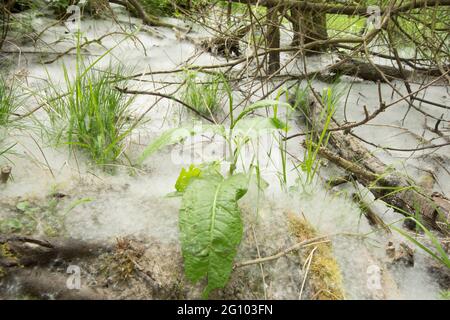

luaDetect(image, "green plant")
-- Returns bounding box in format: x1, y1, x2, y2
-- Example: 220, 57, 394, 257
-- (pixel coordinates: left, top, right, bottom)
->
42, 43, 136, 170
47, 0, 75, 16
141, 0, 209, 16
139, 99, 291, 172
139, 98, 292, 297
0, 140, 15, 161
391, 217, 450, 270
0, 77, 19, 127
294, 85, 343, 185
181, 71, 226, 119
141, 0, 177, 16
177, 166, 248, 297
0, 127, 16, 162
7, 8, 40, 43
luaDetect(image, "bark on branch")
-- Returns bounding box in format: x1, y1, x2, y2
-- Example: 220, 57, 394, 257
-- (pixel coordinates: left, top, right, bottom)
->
302, 92, 450, 234
330, 58, 446, 82
0, 235, 110, 268
230, 0, 450, 16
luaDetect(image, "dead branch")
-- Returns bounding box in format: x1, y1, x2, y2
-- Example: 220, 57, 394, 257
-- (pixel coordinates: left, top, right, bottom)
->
329, 58, 443, 82
0, 235, 111, 268
115, 87, 216, 123
234, 235, 330, 268
303, 92, 450, 234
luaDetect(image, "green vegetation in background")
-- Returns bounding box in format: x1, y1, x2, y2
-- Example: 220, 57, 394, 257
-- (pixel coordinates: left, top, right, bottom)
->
0, 77, 19, 163
392, 9, 450, 60
140, 0, 177, 16
181, 71, 227, 118
139, 97, 292, 297
216, 1, 266, 16
392, 217, 450, 270
326, 14, 366, 37
46, 0, 75, 15
141, 0, 207, 16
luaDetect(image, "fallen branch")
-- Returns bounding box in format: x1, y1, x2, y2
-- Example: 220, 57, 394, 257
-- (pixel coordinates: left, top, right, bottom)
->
0, 235, 111, 268
234, 235, 330, 268
115, 87, 216, 123
329, 58, 443, 82
303, 92, 450, 234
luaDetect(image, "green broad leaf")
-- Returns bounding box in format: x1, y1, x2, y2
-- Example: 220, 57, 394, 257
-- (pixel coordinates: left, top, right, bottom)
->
175, 165, 202, 192
179, 173, 248, 298
16, 201, 30, 212
138, 125, 226, 164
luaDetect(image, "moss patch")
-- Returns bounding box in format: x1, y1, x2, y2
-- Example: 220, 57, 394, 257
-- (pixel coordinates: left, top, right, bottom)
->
288, 213, 345, 300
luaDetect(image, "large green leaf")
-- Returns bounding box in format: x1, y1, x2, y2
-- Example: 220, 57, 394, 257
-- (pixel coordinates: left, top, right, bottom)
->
179, 173, 248, 297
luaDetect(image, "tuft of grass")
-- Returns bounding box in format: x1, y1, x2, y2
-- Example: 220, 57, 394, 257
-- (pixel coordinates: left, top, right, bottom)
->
43, 64, 136, 169
0, 77, 19, 127
181, 71, 226, 119
0, 141, 15, 160
0, 77, 19, 163
290, 83, 348, 188
391, 217, 450, 270
300, 86, 339, 184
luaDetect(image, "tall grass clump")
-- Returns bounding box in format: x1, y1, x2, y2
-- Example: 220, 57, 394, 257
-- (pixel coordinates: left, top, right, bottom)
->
43, 57, 136, 170
294, 84, 345, 185
181, 71, 227, 118
0, 77, 19, 127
